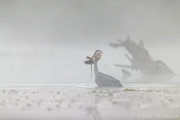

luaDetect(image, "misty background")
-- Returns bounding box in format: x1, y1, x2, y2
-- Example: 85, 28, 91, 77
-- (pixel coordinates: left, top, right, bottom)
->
0, 0, 180, 84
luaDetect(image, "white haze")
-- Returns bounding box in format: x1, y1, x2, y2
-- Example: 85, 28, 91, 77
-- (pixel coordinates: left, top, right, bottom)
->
0, 0, 180, 84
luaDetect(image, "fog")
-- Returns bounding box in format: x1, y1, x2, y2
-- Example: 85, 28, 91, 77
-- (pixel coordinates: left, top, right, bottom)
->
0, 0, 180, 84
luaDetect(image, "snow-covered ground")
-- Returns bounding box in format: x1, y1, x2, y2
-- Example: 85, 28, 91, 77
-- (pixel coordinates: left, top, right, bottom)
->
0, 84, 180, 120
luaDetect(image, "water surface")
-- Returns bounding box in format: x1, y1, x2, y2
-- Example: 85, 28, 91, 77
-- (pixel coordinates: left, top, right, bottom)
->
0, 84, 179, 120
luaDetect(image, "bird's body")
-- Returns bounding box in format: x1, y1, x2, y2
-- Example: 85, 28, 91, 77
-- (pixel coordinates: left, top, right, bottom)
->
85, 50, 123, 87
95, 72, 123, 87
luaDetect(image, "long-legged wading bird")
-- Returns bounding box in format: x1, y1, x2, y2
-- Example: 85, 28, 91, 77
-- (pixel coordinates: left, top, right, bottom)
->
85, 50, 123, 87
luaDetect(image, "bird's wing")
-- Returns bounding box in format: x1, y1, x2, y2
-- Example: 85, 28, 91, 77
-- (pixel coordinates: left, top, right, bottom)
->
96, 72, 123, 87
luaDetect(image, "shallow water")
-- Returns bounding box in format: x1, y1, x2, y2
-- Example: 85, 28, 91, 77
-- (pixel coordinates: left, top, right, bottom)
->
0, 84, 180, 120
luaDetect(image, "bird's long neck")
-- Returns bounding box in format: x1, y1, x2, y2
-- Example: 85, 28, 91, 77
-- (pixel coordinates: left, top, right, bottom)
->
94, 59, 99, 77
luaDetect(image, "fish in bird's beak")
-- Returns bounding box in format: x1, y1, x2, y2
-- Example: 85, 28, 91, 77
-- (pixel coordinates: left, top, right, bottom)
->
84, 50, 102, 65
84, 56, 93, 64
84, 55, 94, 81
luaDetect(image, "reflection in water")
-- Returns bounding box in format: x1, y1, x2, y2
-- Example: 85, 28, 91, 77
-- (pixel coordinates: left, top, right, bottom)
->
85, 95, 102, 120
84, 87, 133, 120
84, 87, 137, 120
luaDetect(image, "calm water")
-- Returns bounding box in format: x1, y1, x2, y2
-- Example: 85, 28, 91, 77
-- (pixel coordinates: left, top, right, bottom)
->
0, 84, 180, 120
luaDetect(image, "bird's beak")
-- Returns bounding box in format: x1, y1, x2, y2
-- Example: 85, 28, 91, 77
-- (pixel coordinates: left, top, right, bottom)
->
91, 54, 95, 59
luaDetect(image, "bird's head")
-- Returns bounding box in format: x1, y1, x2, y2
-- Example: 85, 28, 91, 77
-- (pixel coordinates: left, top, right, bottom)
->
92, 50, 102, 61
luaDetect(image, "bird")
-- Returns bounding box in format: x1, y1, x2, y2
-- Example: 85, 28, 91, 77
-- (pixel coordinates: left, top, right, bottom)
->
85, 50, 123, 87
